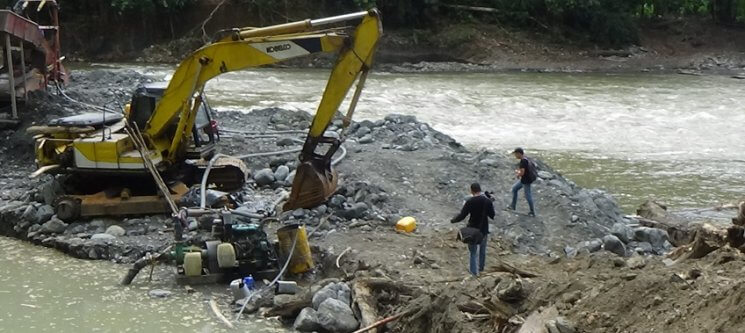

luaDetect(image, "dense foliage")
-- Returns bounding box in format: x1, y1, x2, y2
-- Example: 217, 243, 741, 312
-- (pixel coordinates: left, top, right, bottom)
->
355, 0, 745, 46
2, 0, 743, 49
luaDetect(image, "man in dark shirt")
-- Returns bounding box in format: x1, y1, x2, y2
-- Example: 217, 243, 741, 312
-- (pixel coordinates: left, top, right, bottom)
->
451, 183, 495, 276
507, 147, 537, 216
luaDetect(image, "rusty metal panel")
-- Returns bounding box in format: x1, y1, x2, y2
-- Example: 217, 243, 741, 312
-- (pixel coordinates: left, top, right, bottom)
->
0, 10, 45, 49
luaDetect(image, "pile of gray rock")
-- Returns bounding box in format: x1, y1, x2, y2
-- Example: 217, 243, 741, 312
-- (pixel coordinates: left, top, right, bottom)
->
566, 220, 672, 257
0, 194, 169, 263
348, 114, 464, 152
293, 282, 359, 333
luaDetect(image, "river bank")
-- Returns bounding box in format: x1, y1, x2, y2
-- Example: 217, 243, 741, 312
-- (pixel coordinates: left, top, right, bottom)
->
64, 19, 745, 75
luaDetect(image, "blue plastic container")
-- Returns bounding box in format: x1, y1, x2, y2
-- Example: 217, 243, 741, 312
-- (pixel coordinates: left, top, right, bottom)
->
243, 275, 255, 290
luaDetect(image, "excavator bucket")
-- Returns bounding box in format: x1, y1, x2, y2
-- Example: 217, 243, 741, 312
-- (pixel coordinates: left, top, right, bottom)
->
284, 160, 338, 211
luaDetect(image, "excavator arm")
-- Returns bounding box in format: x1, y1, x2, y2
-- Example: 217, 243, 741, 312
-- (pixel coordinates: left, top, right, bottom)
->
143, 10, 381, 208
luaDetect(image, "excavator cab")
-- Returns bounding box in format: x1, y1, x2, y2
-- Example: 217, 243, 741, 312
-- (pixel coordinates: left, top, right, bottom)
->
127, 82, 218, 158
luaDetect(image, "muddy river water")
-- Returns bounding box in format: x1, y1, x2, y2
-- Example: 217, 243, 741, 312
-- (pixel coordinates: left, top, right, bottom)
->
2, 64, 744, 332
113, 64, 744, 212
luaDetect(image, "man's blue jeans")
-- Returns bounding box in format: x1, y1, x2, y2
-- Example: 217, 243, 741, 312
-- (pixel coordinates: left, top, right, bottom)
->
467, 236, 487, 276
510, 181, 536, 215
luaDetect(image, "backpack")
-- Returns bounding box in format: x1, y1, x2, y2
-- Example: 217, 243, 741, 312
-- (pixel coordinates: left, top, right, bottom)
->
524, 158, 538, 184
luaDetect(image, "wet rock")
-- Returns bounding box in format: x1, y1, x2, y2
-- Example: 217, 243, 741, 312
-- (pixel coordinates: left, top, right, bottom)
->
294, 307, 322, 332
339, 202, 368, 220
329, 195, 346, 208
537, 171, 554, 180
274, 165, 290, 182
325, 131, 340, 139
629, 241, 654, 254
578, 238, 603, 253
148, 289, 172, 298
34, 205, 54, 224
40, 217, 68, 234
637, 200, 667, 220
355, 126, 371, 137
293, 209, 308, 219
105, 225, 126, 237
91, 233, 116, 240
312, 282, 351, 310
273, 294, 298, 308
602, 235, 627, 257
633, 227, 670, 250
479, 159, 499, 167
611, 223, 633, 243
317, 298, 359, 333
254, 168, 275, 186
358, 135, 374, 144
564, 246, 578, 258
20, 205, 36, 221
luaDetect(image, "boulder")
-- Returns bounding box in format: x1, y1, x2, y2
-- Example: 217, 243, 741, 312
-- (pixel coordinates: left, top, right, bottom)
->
358, 135, 374, 144
294, 307, 322, 332
253, 168, 275, 186
105, 225, 126, 237
34, 205, 55, 224
633, 227, 670, 250
329, 194, 346, 208
40, 217, 68, 234
274, 165, 290, 182
602, 235, 627, 257
637, 200, 667, 220
339, 202, 368, 220
611, 223, 633, 243
355, 126, 371, 137
317, 298, 359, 333
20, 205, 36, 222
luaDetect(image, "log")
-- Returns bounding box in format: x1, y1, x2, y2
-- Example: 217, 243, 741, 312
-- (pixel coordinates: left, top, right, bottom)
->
485, 259, 539, 278
208, 298, 234, 329
353, 280, 379, 332
352, 312, 406, 333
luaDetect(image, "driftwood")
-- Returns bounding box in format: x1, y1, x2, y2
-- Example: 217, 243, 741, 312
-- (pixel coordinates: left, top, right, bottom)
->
353, 280, 379, 332
208, 298, 234, 329
668, 223, 727, 260
351, 312, 406, 333
485, 259, 539, 278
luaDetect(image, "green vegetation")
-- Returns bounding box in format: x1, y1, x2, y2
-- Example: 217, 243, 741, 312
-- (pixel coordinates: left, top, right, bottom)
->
353, 0, 745, 47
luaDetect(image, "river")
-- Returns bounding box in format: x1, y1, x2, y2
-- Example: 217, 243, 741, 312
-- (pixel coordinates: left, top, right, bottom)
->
0, 236, 285, 332
104, 63, 745, 212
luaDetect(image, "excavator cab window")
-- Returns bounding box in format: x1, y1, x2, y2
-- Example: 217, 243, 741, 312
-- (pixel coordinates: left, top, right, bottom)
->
129, 82, 217, 146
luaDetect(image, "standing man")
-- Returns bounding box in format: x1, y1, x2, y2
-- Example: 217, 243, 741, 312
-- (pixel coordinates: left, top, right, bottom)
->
451, 183, 495, 276
508, 148, 537, 217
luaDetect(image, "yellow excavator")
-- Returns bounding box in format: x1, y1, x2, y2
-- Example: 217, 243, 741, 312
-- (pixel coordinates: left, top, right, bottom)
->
30, 10, 382, 221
